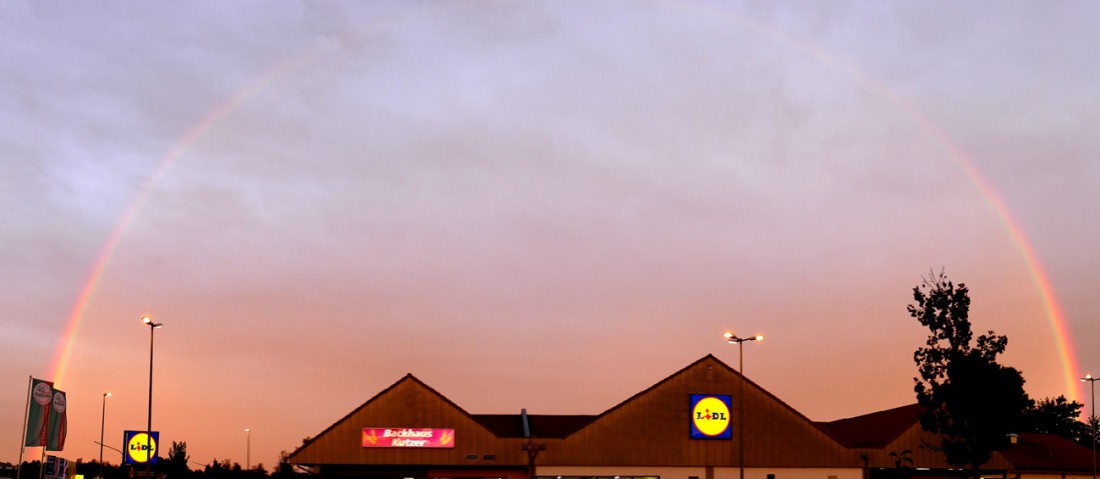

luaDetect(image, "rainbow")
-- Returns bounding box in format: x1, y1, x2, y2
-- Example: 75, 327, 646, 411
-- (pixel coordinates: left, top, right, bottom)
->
47, 48, 327, 385
48, 4, 1080, 402
711, 6, 1083, 403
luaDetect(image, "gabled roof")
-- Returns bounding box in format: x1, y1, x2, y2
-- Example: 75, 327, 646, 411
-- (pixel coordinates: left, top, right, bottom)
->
288, 373, 481, 460
816, 405, 1096, 473
593, 354, 824, 429
815, 404, 923, 448
471, 414, 596, 439
1000, 432, 1094, 471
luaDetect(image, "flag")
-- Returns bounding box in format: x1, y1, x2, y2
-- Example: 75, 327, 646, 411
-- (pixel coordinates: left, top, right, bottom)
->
46, 388, 67, 451
24, 378, 53, 447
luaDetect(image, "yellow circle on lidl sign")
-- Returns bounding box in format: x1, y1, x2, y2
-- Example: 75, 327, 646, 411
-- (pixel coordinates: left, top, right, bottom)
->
127, 432, 158, 463
692, 396, 731, 436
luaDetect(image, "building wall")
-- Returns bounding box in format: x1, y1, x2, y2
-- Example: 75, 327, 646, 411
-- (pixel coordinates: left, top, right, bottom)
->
543, 357, 859, 468
538, 465, 862, 479
1018, 474, 1092, 479
291, 377, 528, 466
538, 465, 707, 479
860, 424, 1012, 471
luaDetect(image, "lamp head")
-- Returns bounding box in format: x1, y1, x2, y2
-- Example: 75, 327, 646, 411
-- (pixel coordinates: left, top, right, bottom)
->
723, 331, 734, 339
142, 316, 163, 328
104, 392, 111, 398
754, 334, 764, 341
1084, 374, 1094, 382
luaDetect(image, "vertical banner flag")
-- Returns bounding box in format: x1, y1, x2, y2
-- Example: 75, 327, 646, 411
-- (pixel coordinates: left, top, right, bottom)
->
24, 378, 54, 447
46, 388, 67, 451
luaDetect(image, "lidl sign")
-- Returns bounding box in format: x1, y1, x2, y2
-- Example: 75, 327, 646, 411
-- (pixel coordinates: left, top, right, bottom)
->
123, 431, 159, 464
362, 428, 455, 448
690, 394, 732, 439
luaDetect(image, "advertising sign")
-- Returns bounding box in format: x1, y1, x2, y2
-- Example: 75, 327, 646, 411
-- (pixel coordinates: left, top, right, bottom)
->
123, 431, 159, 464
362, 428, 455, 448
44, 455, 68, 479
690, 394, 732, 439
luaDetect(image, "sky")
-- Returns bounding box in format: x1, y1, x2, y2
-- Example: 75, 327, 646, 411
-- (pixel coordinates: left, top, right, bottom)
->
2, 0, 1099, 471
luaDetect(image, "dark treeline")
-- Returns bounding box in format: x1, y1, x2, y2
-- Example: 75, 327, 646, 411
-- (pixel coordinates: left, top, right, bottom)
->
12, 445, 304, 479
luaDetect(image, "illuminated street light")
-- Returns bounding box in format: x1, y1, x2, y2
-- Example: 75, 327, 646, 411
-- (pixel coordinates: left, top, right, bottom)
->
1083, 374, 1098, 479
99, 392, 111, 479
142, 316, 163, 477
724, 332, 763, 479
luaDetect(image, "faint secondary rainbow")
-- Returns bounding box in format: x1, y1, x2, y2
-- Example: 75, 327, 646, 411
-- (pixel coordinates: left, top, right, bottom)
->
48, 3, 1080, 402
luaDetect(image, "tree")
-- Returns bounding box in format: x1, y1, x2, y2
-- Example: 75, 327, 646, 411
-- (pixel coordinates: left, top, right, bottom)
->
271, 451, 301, 479
1023, 396, 1089, 445
909, 271, 1031, 477
166, 441, 193, 479
888, 449, 913, 479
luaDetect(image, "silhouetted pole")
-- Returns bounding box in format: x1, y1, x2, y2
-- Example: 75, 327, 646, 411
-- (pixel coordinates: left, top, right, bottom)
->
1083, 375, 1098, 479
245, 428, 251, 470
725, 332, 763, 479
523, 439, 545, 479
142, 316, 163, 478
100, 392, 111, 479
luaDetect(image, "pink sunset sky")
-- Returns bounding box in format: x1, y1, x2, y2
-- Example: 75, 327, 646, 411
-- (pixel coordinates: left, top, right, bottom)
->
2, 0, 1099, 471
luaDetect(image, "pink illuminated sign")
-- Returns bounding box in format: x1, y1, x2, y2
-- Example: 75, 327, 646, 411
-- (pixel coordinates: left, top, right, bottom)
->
362, 428, 455, 448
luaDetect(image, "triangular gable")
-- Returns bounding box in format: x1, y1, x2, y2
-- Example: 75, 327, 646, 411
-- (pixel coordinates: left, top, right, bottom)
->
289, 374, 518, 465
588, 355, 820, 428
544, 355, 859, 467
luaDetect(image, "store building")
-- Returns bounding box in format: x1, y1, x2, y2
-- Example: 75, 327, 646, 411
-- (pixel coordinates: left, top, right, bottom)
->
287, 355, 1093, 479
817, 404, 1095, 479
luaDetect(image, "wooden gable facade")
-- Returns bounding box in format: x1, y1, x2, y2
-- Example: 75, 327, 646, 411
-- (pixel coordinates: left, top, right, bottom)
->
542, 355, 859, 468
288, 373, 532, 477
288, 355, 861, 478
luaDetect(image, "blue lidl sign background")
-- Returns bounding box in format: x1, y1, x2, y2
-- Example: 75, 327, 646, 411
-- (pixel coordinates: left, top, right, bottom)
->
690, 394, 732, 439
123, 431, 159, 465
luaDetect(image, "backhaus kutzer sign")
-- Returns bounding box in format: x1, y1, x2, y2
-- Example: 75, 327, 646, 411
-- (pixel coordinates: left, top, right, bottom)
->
362, 428, 455, 448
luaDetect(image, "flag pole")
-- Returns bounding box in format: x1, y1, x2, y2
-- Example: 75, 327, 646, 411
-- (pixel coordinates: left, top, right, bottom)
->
17, 376, 31, 479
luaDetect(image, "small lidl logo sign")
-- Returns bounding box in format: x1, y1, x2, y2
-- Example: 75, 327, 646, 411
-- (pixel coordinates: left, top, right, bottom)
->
123, 431, 159, 465
690, 394, 732, 439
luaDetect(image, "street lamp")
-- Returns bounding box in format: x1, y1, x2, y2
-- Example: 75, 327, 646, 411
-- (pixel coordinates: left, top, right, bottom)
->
1083, 374, 1098, 479
142, 316, 163, 477
99, 392, 111, 479
724, 332, 763, 479
245, 428, 251, 470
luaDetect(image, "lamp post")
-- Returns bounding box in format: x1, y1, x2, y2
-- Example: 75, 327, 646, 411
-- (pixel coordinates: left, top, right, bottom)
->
245, 428, 251, 470
724, 332, 763, 479
1083, 374, 1098, 479
142, 316, 163, 477
99, 392, 111, 479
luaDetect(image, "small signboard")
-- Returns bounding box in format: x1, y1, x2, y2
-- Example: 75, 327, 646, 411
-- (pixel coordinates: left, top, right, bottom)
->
690, 394, 732, 439
44, 456, 68, 479
123, 431, 159, 464
362, 428, 455, 448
